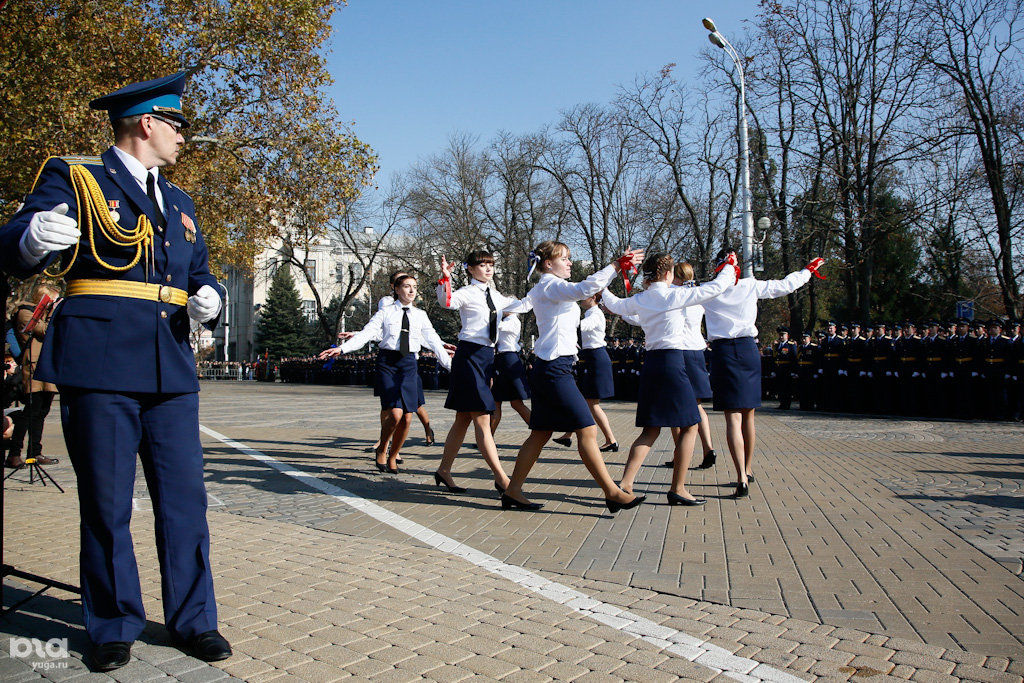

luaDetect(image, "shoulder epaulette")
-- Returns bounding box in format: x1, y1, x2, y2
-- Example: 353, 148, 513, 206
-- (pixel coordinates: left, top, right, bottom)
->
58, 155, 103, 166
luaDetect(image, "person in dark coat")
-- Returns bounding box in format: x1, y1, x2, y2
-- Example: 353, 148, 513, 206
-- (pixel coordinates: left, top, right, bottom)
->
0, 73, 231, 671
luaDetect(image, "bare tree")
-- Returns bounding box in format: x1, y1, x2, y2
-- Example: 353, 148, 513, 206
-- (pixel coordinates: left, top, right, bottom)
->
916, 0, 1024, 317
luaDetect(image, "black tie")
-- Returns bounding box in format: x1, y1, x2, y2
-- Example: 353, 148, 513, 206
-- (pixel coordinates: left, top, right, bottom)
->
399, 307, 411, 357
577, 321, 583, 350
484, 287, 497, 343
146, 174, 166, 229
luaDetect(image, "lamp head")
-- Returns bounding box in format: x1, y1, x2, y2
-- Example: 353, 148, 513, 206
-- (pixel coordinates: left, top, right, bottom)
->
702, 17, 717, 31
708, 32, 727, 49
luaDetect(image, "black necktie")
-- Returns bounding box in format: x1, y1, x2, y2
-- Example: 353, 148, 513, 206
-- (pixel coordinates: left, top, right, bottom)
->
484, 287, 497, 343
577, 321, 583, 349
399, 307, 411, 356
146, 174, 166, 229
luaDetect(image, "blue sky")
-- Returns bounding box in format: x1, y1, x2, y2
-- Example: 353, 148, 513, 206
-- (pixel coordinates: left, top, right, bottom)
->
326, 1, 757, 187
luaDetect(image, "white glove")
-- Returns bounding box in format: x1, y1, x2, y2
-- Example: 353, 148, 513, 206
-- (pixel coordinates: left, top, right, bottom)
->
20, 203, 80, 262
187, 285, 222, 323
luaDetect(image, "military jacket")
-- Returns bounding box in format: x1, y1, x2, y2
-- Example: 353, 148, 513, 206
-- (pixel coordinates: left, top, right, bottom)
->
0, 148, 220, 393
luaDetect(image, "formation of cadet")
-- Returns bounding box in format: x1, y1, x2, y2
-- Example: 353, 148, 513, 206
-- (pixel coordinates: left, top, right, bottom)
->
257, 317, 1024, 422
763, 319, 1024, 420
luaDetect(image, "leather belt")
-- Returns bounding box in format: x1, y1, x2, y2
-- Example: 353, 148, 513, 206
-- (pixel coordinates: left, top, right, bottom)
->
67, 279, 187, 306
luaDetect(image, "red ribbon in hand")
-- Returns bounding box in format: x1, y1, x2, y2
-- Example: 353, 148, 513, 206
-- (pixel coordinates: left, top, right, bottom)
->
438, 274, 452, 306
714, 252, 740, 281
805, 257, 826, 280
617, 255, 637, 293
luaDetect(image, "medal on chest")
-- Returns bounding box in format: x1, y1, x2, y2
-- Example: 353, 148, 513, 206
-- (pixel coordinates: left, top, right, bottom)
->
182, 213, 197, 243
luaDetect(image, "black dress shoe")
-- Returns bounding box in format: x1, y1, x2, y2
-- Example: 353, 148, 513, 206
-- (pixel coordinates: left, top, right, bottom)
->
424, 424, 435, 446
696, 450, 716, 469
434, 472, 467, 493
177, 630, 232, 662
746, 474, 755, 482
730, 482, 749, 498
599, 442, 619, 453
387, 464, 399, 474
90, 641, 132, 671
552, 437, 572, 447
667, 491, 707, 506
605, 494, 646, 513
500, 493, 543, 510
494, 481, 507, 495
375, 462, 387, 473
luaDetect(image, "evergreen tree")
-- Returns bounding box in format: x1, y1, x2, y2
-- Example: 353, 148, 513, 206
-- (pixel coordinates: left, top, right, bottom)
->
256, 266, 312, 359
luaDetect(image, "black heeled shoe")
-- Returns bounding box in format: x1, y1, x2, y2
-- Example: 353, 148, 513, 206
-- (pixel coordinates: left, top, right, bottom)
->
434, 472, 467, 493
500, 493, 543, 510
745, 473, 755, 482
731, 482, 749, 498
696, 450, 717, 469
605, 494, 646, 513
424, 424, 435, 446
667, 491, 707, 506
387, 464, 399, 474
375, 462, 387, 473
495, 481, 507, 495
599, 442, 619, 453
552, 437, 572, 447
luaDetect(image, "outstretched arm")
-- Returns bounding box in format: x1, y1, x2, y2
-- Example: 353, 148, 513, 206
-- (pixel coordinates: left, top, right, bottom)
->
665, 267, 735, 307
756, 268, 812, 300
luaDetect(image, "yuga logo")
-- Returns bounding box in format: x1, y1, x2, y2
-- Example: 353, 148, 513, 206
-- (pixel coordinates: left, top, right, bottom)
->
9, 637, 69, 668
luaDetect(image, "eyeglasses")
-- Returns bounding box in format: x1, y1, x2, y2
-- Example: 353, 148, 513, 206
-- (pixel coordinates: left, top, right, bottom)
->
150, 114, 184, 132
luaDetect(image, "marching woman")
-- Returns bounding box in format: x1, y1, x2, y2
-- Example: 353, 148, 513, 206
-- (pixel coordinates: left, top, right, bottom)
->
433, 251, 520, 494
553, 294, 618, 452
702, 248, 824, 498
501, 241, 645, 513
664, 261, 717, 469
490, 310, 533, 436
347, 269, 438, 462
602, 253, 735, 505
319, 274, 451, 473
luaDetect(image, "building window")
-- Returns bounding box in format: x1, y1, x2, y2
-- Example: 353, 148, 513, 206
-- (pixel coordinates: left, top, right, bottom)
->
304, 259, 316, 281
301, 300, 317, 322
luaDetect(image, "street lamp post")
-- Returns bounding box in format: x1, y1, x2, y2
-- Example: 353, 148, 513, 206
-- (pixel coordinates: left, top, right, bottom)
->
703, 17, 754, 279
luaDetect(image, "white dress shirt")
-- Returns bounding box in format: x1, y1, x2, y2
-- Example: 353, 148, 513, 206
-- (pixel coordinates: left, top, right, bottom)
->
515, 265, 618, 361
340, 300, 451, 370
601, 267, 733, 350
112, 145, 164, 213
579, 306, 607, 350
703, 269, 812, 341
437, 278, 522, 346
496, 313, 524, 353
678, 284, 709, 351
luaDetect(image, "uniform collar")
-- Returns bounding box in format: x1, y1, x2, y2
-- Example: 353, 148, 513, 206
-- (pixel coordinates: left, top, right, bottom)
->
648, 281, 671, 289
470, 278, 490, 290
111, 145, 160, 187
392, 300, 414, 310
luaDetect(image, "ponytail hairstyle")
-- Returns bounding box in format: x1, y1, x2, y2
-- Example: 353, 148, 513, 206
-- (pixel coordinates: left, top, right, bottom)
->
641, 252, 674, 284
715, 246, 738, 265
673, 261, 695, 286
530, 240, 570, 278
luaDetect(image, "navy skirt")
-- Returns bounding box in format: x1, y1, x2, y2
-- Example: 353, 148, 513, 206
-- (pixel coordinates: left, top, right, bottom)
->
682, 349, 712, 401
577, 347, 615, 399
636, 350, 701, 428
493, 351, 530, 402
377, 350, 423, 413
710, 337, 761, 411
529, 356, 595, 432
445, 340, 496, 412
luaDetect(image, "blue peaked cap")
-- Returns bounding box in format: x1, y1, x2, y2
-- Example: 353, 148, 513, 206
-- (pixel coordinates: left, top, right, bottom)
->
89, 72, 191, 128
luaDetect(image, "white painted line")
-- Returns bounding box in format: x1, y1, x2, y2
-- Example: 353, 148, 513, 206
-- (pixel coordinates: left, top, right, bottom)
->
200, 424, 803, 682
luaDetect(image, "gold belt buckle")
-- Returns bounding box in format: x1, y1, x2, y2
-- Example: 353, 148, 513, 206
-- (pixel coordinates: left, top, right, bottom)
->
158, 285, 173, 304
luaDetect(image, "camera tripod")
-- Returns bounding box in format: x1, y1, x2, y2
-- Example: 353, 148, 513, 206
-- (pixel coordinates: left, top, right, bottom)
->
3, 456, 65, 493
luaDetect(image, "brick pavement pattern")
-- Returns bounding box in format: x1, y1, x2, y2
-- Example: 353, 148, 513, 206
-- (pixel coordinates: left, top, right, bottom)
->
1, 382, 1020, 681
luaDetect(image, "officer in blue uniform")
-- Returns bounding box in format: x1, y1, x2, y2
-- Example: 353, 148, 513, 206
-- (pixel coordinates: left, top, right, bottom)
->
0, 73, 231, 671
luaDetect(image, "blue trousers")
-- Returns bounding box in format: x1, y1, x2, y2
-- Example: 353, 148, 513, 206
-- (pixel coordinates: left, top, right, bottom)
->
60, 389, 218, 644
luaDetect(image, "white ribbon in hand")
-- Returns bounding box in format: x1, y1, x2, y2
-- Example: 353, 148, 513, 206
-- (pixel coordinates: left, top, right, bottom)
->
187, 285, 222, 323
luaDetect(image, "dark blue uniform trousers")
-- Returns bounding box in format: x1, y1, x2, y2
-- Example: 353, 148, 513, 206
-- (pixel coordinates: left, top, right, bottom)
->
60, 389, 217, 644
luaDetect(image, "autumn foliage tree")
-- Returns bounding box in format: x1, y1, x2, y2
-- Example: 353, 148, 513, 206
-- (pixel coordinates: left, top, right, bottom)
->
0, 0, 377, 275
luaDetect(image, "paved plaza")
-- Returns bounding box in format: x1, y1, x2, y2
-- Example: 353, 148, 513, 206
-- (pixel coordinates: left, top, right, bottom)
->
1, 381, 1022, 681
